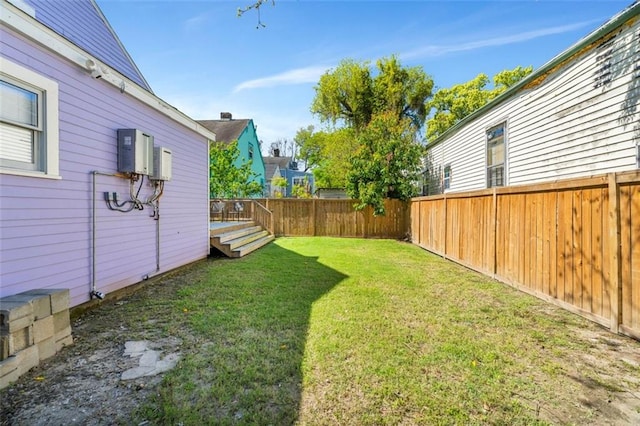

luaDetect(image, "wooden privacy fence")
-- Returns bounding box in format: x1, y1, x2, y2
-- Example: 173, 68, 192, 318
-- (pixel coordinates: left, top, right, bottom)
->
410, 171, 640, 340
261, 198, 408, 239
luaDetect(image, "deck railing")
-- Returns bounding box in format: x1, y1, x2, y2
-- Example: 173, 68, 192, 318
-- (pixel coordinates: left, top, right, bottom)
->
251, 200, 273, 235
209, 199, 273, 235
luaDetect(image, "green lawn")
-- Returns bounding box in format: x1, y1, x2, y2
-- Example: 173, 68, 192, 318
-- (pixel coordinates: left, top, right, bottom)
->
135, 237, 639, 425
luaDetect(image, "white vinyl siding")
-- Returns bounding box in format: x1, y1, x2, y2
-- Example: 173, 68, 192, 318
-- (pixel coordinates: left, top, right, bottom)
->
0, 58, 59, 178
425, 17, 639, 193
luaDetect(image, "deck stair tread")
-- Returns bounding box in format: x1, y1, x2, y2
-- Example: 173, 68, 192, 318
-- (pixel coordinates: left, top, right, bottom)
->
210, 221, 255, 237
215, 226, 263, 244
232, 234, 275, 258
227, 229, 269, 250
210, 221, 273, 258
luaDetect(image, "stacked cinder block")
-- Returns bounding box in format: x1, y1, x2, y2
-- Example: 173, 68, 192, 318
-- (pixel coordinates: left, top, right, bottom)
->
0, 289, 73, 390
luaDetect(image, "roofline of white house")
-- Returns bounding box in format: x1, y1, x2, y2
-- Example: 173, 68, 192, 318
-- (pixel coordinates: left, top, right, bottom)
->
0, 0, 216, 142
426, 1, 639, 149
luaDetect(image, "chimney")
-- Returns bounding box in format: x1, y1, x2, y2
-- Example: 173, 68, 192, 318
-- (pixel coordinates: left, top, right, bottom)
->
273, 148, 280, 157
220, 112, 232, 120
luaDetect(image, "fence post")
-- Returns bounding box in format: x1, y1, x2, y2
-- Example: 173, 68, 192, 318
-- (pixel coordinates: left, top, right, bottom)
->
443, 194, 448, 259
490, 188, 498, 277
312, 199, 317, 236
607, 173, 622, 333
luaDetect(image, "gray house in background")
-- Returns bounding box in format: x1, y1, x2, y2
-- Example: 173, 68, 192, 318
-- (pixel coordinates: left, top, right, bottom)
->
424, 2, 639, 195
0, 0, 215, 307
263, 153, 314, 197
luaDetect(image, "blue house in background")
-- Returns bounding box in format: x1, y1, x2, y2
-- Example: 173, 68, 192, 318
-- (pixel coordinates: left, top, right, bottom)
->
263, 154, 314, 197
198, 113, 266, 197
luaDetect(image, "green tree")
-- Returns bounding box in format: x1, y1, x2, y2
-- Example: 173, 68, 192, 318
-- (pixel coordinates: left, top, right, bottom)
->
209, 141, 263, 198
310, 56, 432, 214
294, 125, 318, 171
347, 113, 423, 215
291, 177, 312, 199
493, 65, 534, 93
426, 65, 533, 141
311, 56, 434, 133
272, 176, 287, 198
295, 126, 357, 189
311, 59, 374, 131
372, 56, 433, 130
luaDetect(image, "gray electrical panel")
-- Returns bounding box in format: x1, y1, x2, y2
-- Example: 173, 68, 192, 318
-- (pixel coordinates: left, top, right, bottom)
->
117, 129, 154, 175
151, 146, 172, 181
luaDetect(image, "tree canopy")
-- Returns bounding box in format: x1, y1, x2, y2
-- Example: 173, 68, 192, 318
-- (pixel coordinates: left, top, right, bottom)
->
308, 56, 432, 214
295, 126, 357, 189
209, 141, 263, 199
311, 56, 434, 133
426, 65, 532, 141
347, 113, 423, 215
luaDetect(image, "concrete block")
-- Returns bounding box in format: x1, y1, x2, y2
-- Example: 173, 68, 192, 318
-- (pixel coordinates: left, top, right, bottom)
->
37, 336, 56, 361
55, 325, 72, 341
0, 300, 34, 333
32, 316, 54, 344
0, 353, 19, 376
8, 325, 34, 355
3, 294, 51, 320
55, 334, 73, 352
16, 344, 39, 375
52, 310, 70, 334
0, 356, 20, 390
20, 289, 69, 314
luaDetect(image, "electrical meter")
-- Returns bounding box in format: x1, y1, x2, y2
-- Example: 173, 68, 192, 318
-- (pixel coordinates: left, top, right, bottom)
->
151, 146, 172, 181
117, 129, 154, 175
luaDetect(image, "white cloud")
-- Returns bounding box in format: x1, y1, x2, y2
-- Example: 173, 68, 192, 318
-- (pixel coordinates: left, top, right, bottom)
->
183, 13, 208, 32
233, 65, 331, 92
401, 20, 600, 60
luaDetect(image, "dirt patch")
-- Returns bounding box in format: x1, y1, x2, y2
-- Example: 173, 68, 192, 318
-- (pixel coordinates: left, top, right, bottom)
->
1, 258, 640, 425
0, 262, 202, 426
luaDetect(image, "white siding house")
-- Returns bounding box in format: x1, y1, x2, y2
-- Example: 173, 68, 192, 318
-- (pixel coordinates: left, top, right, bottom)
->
425, 2, 640, 194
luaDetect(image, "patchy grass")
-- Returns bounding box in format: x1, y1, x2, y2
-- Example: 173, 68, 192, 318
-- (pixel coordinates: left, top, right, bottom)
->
134, 237, 640, 425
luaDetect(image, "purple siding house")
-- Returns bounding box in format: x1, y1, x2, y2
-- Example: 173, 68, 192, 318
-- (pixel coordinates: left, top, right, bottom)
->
0, 0, 216, 308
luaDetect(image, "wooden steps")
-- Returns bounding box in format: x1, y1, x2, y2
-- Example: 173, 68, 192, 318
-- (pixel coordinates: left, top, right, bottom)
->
210, 221, 274, 258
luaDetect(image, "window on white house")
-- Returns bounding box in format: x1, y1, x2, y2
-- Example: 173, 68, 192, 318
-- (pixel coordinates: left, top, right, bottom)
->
487, 123, 506, 188
0, 59, 59, 178
443, 165, 451, 190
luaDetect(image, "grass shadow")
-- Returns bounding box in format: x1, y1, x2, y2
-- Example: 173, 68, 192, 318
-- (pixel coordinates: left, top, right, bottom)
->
138, 241, 347, 424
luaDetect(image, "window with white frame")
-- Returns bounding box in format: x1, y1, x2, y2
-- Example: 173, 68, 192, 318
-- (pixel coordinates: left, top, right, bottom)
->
486, 122, 506, 188
292, 176, 306, 187
0, 59, 59, 178
443, 164, 451, 190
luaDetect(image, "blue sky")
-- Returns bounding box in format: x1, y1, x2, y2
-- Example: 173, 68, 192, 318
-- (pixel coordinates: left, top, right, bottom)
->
97, 0, 632, 153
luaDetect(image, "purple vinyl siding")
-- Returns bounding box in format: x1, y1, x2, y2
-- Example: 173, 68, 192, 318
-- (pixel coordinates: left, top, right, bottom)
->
22, 0, 151, 91
0, 27, 209, 307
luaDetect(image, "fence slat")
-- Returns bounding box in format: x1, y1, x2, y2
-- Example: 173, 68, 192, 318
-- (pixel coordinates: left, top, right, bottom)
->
608, 174, 622, 332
